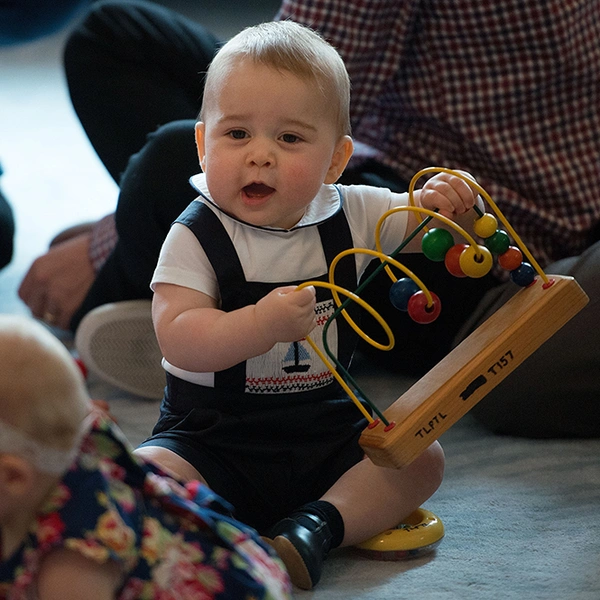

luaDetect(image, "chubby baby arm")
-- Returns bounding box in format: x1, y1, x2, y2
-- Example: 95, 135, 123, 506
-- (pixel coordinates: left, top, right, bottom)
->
153, 282, 316, 373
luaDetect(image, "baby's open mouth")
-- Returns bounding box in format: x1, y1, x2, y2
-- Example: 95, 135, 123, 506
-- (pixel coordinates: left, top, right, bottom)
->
243, 182, 275, 198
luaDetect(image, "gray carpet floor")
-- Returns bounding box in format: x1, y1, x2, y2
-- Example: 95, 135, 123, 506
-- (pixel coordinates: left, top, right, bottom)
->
1, 4, 599, 598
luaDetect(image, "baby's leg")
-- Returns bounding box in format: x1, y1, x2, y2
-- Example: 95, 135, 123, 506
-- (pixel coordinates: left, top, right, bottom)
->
266, 442, 444, 589
134, 446, 207, 485
321, 441, 445, 546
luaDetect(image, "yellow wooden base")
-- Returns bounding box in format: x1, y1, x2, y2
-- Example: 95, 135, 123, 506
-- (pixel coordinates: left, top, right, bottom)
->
359, 275, 589, 469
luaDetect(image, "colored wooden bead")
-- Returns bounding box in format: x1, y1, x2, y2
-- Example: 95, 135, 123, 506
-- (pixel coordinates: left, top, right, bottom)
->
458, 245, 493, 278
510, 262, 536, 287
421, 228, 454, 262
498, 246, 523, 271
484, 230, 511, 255
444, 243, 469, 277
389, 277, 420, 311
407, 291, 442, 324
473, 213, 498, 238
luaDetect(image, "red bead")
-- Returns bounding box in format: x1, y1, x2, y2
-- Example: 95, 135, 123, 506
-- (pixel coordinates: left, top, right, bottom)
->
498, 246, 523, 271
444, 243, 469, 277
407, 291, 442, 324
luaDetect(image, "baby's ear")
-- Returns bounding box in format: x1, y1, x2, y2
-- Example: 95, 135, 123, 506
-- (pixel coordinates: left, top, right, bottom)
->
195, 122, 207, 172
324, 135, 354, 184
0, 454, 36, 497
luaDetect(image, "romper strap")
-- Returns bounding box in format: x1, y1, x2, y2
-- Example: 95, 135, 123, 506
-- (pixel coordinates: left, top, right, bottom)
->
316, 200, 359, 368
175, 201, 247, 309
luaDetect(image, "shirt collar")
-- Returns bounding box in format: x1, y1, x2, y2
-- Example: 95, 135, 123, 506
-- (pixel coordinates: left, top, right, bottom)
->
189, 172, 343, 232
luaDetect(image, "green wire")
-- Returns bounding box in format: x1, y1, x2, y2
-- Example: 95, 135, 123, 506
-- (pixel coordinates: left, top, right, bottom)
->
321, 213, 436, 425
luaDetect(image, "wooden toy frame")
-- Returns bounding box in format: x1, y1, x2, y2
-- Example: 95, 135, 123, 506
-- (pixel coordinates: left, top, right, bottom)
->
359, 273, 588, 468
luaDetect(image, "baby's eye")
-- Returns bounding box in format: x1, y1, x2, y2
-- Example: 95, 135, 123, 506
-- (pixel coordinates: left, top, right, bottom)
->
281, 133, 301, 144
228, 130, 247, 140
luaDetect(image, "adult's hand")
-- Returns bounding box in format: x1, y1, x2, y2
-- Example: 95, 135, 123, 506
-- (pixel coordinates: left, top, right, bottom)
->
18, 233, 95, 330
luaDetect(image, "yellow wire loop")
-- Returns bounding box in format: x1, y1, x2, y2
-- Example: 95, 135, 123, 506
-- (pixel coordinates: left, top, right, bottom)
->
297, 279, 394, 351
330, 248, 435, 334
374, 205, 482, 284
408, 167, 549, 283
296, 280, 381, 423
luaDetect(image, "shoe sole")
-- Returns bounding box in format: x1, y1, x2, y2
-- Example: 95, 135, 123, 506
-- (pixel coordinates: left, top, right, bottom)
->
75, 300, 165, 399
263, 536, 314, 590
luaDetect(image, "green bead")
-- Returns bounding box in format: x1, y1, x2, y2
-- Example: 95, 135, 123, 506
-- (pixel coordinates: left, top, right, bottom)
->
484, 230, 511, 255
422, 228, 454, 262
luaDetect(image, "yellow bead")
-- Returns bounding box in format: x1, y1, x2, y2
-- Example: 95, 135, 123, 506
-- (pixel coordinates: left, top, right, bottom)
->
473, 213, 498, 239
459, 245, 493, 278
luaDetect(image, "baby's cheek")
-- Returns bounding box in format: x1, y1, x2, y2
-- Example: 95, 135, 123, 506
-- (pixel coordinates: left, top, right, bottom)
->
286, 162, 325, 200
286, 161, 311, 183
205, 165, 235, 200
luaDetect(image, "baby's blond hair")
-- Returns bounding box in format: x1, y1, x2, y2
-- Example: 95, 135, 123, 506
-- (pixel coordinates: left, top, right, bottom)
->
0, 316, 90, 453
200, 20, 351, 138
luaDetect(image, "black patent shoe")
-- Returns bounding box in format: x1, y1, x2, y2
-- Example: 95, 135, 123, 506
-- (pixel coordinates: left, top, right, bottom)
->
264, 511, 333, 590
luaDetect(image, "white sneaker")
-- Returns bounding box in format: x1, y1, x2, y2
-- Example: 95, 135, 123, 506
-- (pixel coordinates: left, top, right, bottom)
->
75, 300, 165, 399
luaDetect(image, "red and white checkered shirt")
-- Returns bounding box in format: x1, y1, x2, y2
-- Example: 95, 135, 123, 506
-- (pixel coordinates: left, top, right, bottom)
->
277, 0, 600, 268
89, 213, 117, 272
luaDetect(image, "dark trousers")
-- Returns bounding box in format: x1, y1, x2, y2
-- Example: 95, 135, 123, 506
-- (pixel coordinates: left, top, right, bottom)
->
65, 0, 219, 327
64, 0, 220, 183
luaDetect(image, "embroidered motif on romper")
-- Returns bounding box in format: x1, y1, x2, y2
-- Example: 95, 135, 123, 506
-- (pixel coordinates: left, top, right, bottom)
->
245, 300, 336, 394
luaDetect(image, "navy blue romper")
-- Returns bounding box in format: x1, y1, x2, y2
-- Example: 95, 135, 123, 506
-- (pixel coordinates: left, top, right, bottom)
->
142, 199, 371, 533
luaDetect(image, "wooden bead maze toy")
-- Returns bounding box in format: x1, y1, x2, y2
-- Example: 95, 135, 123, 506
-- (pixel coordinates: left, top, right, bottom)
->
298, 168, 589, 469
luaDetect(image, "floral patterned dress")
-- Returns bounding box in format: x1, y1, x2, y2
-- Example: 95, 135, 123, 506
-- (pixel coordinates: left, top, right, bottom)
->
0, 415, 291, 599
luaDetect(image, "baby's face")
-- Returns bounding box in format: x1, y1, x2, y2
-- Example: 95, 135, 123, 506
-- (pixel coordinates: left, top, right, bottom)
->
196, 59, 350, 229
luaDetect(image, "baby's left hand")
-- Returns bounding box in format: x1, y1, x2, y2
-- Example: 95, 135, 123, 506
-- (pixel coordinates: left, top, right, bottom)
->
419, 170, 479, 220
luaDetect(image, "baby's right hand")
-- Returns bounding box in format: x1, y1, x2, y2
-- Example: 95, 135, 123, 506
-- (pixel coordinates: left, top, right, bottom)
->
419, 170, 479, 220
255, 285, 317, 345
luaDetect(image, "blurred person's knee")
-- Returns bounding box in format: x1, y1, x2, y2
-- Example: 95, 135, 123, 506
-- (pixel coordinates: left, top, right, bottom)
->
116, 120, 198, 226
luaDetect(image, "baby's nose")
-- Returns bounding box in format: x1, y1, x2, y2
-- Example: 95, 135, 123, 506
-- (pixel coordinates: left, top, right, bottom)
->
247, 139, 275, 167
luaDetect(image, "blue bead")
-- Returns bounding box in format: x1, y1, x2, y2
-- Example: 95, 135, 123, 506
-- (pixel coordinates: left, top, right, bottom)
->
389, 278, 420, 311
510, 262, 536, 287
